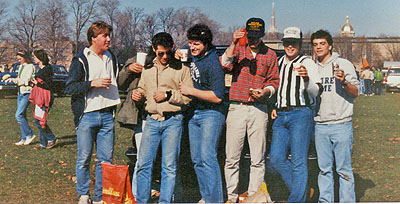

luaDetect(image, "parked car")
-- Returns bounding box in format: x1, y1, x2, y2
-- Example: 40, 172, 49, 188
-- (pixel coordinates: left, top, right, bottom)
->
0, 71, 18, 98
0, 63, 68, 98
383, 68, 400, 92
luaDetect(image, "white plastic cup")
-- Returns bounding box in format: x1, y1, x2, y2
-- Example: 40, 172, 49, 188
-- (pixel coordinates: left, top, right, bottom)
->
180, 49, 188, 62
293, 62, 301, 76
136, 52, 147, 66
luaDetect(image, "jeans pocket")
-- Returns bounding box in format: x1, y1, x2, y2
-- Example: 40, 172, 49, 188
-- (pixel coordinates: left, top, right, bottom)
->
171, 113, 184, 121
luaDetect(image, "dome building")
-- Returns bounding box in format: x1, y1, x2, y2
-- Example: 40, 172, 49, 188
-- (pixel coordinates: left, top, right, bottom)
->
340, 16, 355, 37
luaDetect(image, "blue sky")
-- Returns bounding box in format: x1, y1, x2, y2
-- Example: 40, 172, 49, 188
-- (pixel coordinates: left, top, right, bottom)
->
119, 0, 400, 37
6, 0, 400, 37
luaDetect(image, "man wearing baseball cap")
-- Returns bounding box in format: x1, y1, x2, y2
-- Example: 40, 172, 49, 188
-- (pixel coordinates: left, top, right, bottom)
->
221, 17, 279, 202
269, 27, 322, 202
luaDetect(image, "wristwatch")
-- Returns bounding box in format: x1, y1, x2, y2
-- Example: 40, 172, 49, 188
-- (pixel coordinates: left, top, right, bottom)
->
342, 80, 349, 87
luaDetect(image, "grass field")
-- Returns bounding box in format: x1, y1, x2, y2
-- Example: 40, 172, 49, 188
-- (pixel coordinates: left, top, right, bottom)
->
0, 93, 399, 203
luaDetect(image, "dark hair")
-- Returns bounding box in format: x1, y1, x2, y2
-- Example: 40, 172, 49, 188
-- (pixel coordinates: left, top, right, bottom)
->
33, 50, 49, 65
187, 24, 213, 48
87, 21, 112, 45
151, 32, 174, 50
16, 51, 33, 64
310, 29, 333, 46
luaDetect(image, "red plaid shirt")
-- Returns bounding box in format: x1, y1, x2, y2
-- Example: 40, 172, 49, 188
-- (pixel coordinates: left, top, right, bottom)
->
224, 43, 280, 103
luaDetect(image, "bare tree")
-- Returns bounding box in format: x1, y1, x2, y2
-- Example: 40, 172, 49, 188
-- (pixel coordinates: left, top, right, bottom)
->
70, 0, 97, 54
384, 43, 400, 61
0, 0, 9, 63
39, 0, 71, 64
113, 7, 144, 62
157, 8, 174, 33
98, 0, 120, 47
138, 13, 160, 49
8, 0, 41, 53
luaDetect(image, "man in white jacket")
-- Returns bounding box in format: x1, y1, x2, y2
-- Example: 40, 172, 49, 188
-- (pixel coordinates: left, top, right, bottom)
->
311, 29, 359, 203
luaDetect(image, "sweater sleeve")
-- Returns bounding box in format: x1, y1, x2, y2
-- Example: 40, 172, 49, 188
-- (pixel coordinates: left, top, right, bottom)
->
64, 57, 91, 95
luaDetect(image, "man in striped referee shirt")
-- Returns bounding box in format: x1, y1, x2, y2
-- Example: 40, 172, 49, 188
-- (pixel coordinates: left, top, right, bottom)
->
269, 27, 322, 202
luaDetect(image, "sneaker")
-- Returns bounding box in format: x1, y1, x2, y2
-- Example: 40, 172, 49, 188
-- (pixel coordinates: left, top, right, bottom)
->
92, 201, 103, 204
78, 195, 91, 204
14, 140, 25, 146
308, 151, 318, 160
24, 135, 36, 145
34, 145, 47, 150
198, 199, 205, 203
47, 139, 57, 149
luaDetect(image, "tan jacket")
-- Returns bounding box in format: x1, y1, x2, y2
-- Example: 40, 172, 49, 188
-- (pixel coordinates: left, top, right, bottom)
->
137, 58, 193, 121
10, 63, 35, 94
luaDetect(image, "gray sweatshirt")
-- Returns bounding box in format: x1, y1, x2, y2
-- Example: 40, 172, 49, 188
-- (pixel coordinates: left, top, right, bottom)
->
314, 52, 359, 124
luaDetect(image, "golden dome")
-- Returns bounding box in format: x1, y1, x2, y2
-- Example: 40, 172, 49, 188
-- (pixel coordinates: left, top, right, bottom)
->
340, 16, 355, 37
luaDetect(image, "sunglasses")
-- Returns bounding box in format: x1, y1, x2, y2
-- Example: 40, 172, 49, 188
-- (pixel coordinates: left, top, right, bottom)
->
157, 50, 173, 57
283, 40, 300, 47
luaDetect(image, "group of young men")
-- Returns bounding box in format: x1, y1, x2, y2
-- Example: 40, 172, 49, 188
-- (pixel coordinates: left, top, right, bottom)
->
65, 16, 359, 203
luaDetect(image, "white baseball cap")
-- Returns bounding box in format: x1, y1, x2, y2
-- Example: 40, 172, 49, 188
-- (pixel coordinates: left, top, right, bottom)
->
282, 27, 302, 41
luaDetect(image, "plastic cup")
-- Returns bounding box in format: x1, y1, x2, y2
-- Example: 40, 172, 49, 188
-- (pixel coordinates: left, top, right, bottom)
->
180, 49, 188, 62
136, 52, 147, 66
238, 28, 247, 46
293, 62, 301, 76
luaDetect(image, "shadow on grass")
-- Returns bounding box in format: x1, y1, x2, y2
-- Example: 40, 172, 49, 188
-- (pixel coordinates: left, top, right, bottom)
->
55, 134, 77, 148
354, 173, 375, 202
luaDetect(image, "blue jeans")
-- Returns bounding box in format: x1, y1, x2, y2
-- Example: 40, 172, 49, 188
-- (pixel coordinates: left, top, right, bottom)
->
359, 79, 364, 95
15, 93, 34, 141
34, 118, 56, 147
136, 114, 184, 203
315, 121, 355, 203
189, 110, 225, 203
76, 111, 115, 202
131, 119, 146, 198
364, 79, 372, 95
270, 107, 313, 202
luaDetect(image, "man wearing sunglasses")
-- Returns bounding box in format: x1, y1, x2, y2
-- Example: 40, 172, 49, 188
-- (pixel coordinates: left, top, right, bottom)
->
130, 32, 193, 203
221, 17, 279, 203
269, 27, 322, 202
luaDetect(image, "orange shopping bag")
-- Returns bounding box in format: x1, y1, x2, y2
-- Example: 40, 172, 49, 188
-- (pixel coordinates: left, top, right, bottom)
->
102, 162, 136, 204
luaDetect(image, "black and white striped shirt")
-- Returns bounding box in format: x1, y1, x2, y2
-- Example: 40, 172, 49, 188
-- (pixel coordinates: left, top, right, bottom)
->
276, 55, 320, 109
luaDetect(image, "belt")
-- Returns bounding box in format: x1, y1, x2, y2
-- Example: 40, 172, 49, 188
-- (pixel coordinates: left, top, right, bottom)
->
163, 111, 182, 120
277, 106, 306, 112
230, 101, 259, 105
99, 106, 115, 113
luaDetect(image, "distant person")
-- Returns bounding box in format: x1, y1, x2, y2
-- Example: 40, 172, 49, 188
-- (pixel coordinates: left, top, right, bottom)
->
4, 51, 36, 146
311, 29, 359, 203
132, 32, 192, 203
269, 27, 322, 202
361, 67, 372, 96
374, 67, 384, 95
175, 24, 226, 203
65, 21, 120, 204
29, 50, 57, 149
221, 17, 279, 202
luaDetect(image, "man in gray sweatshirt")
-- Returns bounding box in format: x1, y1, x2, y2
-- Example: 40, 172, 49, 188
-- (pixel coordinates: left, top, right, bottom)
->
311, 30, 359, 203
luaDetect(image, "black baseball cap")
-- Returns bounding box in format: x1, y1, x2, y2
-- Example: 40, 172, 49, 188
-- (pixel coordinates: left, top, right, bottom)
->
246, 18, 265, 39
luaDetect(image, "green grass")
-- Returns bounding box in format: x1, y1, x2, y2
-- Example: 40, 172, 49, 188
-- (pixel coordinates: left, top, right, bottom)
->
0, 93, 399, 203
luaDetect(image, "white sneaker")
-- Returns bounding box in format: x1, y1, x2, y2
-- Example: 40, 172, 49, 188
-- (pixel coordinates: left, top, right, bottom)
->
92, 201, 103, 204
14, 140, 25, 146
24, 135, 36, 145
78, 195, 91, 204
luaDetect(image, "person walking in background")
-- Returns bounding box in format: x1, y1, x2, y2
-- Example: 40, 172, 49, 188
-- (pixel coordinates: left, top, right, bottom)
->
132, 32, 193, 203
269, 27, 322, 202
175, 24, 226, 203
311, 30, 359, 203
361, 66, 372, 96
221, 17, 279, 202
4, 51, 36, 146
65, 21, 120, 204
30, 50, 57, 149
374, 67, 384, 95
